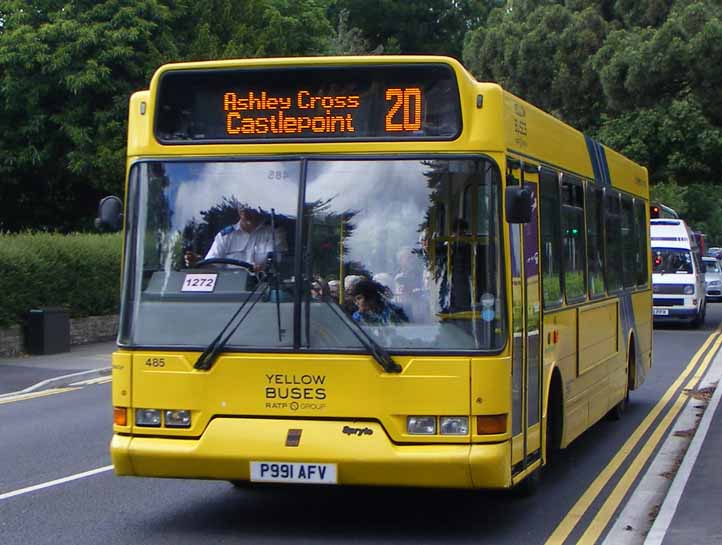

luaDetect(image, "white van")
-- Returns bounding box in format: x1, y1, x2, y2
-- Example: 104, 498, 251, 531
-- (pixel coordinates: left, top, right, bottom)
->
651, 219, 706, 326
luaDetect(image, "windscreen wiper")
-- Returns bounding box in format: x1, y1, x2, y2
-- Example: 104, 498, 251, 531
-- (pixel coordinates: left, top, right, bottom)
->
194, 278, 268, 371
321, 297, 402, 373
268, 208, 283, 343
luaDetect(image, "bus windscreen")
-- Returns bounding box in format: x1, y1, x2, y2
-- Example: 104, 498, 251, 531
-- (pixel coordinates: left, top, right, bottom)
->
154, 64, 461, 143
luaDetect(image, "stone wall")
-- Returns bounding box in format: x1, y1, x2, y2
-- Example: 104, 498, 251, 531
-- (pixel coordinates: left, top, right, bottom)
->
0, 325, 24, 358
0, 315, 118, 358
70, 315, 119, 346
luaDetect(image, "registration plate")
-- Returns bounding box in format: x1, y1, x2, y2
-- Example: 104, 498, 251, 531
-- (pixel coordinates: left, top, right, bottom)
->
250, 461, 337, 484
653, 308, 669, 316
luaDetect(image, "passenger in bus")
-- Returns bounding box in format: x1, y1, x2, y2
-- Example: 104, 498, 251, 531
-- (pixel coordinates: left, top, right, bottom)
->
341, 275, 364, 314
393, 246, 428, 322
185, 205, 288, 272
311, 278, 333, 300
350, 279, 408, 326
328, 280, 340, 299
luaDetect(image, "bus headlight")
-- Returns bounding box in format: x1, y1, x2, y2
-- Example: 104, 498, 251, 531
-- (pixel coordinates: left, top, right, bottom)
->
440, 416, 469, 435
407, 416, 436, 435
684, 285, 695, 294
164, 409, 191, 428
135, 408, 161, 427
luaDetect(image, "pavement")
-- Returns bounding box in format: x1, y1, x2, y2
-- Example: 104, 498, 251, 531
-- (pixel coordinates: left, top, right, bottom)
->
644, 352, 722, 545
0, 341, 113, 397
0, 341, 721, 544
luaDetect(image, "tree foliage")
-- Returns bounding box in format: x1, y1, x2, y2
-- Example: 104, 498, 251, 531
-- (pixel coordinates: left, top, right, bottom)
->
464, 0, 722, 240
0, 0, 721, 243
0, 0, 177, 231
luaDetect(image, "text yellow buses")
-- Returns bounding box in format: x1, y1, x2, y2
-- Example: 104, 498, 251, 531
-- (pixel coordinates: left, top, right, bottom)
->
105, 55, 651, 490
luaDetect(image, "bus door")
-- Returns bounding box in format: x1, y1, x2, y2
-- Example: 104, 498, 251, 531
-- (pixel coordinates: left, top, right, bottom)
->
509, 160, 542, 480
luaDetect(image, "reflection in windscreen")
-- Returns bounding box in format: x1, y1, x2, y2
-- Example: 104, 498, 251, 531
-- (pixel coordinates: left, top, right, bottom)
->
126, 161, 302, 348
303, 158, 504, 351
121, 158, 505, 352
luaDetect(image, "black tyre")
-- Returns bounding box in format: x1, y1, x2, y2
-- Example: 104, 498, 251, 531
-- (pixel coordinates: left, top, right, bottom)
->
691, 303, 706, 328
609, 340, 633, 420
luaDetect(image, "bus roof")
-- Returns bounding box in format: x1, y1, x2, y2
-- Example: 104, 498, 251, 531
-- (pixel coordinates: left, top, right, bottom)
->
129, 55, 647, 197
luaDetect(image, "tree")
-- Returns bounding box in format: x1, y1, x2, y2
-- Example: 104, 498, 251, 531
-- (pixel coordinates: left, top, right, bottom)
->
463, 2, 609, 129
178, 0, 334, 60
0, 0, 178, 231
0, 0, 336, 232
327, 8, 381, 55
592, 1, 722, 186
463, 0, 722, 239
332, 0, 495, 59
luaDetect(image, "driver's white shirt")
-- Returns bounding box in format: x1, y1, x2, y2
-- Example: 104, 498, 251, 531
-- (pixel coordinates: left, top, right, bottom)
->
205, 221, 287, 265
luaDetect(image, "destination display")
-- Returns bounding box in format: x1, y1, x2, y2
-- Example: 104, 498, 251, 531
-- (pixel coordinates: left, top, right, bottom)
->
154, 64, 461, 143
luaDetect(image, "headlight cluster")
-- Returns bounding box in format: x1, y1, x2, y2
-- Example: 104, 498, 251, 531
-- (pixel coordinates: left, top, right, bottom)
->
135, 408, 191, 428
683, 285, 695, 294
407, 416, 469, 435
708, 280, 721, 287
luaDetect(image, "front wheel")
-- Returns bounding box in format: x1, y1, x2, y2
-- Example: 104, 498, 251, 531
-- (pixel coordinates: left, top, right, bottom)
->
512, 464, 541, 497
691, 302, 706, 328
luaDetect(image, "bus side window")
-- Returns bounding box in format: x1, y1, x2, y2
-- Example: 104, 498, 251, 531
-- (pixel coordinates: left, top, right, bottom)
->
621, 195, 636, 288
540, 168, 563, 307
586, 183, 606, 298
634, 199, 649, 287
604, 190, 623, 292
561, 175, 586, 302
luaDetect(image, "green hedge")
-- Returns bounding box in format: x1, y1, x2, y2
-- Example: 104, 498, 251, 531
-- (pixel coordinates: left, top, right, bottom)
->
0, 232, 122, 327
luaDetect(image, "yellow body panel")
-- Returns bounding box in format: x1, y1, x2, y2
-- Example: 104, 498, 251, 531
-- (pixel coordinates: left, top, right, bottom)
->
112, 417, 511, 489
578, 300, 619, 375
127, 352, 472, 442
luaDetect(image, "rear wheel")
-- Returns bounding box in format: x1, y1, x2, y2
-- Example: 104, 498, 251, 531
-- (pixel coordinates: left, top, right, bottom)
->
607, 387, 628, 420
608, 340, 633, 420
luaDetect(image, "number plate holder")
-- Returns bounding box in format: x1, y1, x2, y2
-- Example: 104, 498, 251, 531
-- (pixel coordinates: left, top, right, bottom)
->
653, 308, 669, 316
250, 461, 337, 484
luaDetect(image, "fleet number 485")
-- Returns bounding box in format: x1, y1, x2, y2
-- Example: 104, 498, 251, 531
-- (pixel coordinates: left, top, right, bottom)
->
145, 358, 165, 367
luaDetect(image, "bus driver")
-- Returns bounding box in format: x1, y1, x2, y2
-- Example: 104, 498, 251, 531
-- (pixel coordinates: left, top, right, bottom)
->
186, 205, 288, 272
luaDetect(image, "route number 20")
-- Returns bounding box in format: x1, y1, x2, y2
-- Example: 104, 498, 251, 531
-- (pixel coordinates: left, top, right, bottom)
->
385, 87, 422, 132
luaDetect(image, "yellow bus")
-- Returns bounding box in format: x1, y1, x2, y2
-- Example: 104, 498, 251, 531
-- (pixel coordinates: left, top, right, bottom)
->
105, 55, 651, 490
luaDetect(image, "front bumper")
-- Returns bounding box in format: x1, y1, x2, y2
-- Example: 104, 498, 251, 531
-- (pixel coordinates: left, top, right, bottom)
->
705, 288, 722, 300
652, 306, 697, 321
111, 417, 511, 489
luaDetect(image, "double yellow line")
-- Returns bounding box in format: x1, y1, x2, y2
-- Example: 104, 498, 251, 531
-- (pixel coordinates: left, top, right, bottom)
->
546, 322, 722, 545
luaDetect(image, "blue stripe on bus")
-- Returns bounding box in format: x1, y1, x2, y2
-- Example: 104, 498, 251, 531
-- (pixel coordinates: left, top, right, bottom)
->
598, 143, 612, 186
619, 292, 645, 385
585, 135, 611, 186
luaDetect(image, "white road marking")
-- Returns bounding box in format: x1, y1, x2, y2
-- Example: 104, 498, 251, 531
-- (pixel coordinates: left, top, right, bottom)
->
0, 387, 80, 405
68, 376, 112, 386
0, 465, 114, 501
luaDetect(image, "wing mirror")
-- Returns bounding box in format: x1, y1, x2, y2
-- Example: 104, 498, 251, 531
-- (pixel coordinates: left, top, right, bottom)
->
505, 186, 532, 224
95, 195, 123, 232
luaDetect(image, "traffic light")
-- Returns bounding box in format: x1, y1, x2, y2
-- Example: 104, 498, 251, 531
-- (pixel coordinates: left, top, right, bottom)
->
651, 205, 660, 218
